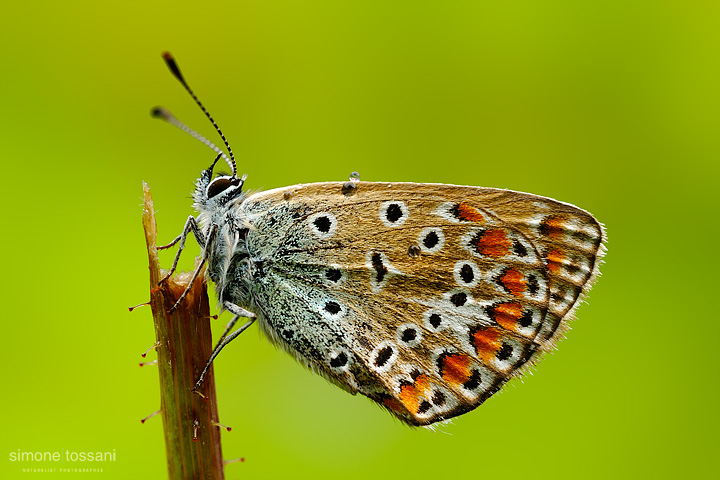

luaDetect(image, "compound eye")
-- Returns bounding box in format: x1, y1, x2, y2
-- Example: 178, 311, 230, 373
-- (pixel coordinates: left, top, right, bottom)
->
207, 176, 241, 199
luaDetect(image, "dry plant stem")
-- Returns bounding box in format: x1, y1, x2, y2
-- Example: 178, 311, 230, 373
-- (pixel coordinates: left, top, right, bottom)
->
142, 182, 225, 480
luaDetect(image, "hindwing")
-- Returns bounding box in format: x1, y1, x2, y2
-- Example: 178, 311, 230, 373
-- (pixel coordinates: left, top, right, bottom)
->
239, 181, 605, 425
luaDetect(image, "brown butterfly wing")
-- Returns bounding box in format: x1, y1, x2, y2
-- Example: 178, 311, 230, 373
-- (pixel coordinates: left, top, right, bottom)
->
241, 181, 605, 425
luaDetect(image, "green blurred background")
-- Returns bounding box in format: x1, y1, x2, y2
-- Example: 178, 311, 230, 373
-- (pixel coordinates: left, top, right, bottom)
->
1, 1, 717, 478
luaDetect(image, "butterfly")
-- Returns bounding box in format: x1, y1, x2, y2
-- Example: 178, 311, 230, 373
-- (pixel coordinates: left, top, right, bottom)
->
154, 52, 606, 426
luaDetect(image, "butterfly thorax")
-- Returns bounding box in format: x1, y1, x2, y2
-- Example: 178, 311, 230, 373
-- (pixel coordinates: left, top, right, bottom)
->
192, 171, 255, 309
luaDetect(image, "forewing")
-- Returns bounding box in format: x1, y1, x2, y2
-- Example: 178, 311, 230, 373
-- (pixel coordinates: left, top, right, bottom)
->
241, 181, 605, 425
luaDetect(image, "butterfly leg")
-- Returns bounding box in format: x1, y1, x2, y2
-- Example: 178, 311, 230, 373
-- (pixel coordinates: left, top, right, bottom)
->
193, 303, 257, 392
216, 305, 248, 344
168, 223, 218, 313
158, 216, 207, 284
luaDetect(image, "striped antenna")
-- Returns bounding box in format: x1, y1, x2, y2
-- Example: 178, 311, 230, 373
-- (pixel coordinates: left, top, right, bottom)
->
151, 106, 232, 169
160, 52, 237, 177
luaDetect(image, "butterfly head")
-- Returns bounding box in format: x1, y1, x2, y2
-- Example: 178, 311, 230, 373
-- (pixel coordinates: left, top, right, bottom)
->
194, 154, 247, 210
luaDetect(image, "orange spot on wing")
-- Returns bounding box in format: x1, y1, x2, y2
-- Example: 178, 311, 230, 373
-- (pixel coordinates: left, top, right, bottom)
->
540, 216, 566, 239
440, 354, 472, 385
474, 229, 511, 257
546, 249, 565, 274
499, 268, 526, 297
399, 374, 431, 413
457, 203, 485, 223
471, 328, 502, 361
491, 302, 523, 331
415, 374, 430, 393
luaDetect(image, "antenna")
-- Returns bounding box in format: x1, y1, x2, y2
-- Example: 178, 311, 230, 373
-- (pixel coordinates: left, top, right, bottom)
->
160, 52, 238, 177
151, 106, 232, 168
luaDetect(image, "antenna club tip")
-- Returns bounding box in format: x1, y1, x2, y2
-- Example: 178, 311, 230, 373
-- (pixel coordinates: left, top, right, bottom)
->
161, 51, 185, 83
151, 106, 173, 120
